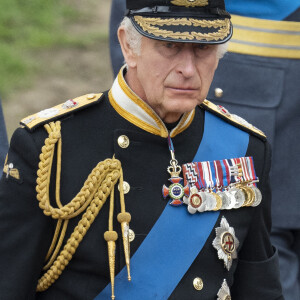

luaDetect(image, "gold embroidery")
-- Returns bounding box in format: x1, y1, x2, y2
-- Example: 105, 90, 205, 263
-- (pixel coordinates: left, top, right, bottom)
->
134, 16, 231, 41
3, 163, 20, 180
201, 99, 266, 138
171, 0, 208, 7
20, 93, 103, 130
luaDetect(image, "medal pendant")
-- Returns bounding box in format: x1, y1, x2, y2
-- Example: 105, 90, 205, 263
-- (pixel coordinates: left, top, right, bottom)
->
243, 185, 256, 206
224, 191, 236, 210
162, 154, 189, 206
229, 186, 245, 208
183, 186, 206, 214
217, 191, 229, 210
204, 191, 216, 211
251, 185, 262, 207
162, 176, 189, 206
213, 192, 223, 211
164, 136, 190, 206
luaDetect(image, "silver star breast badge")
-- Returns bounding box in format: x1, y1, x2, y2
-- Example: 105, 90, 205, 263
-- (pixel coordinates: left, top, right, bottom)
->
212, 217, 239, 271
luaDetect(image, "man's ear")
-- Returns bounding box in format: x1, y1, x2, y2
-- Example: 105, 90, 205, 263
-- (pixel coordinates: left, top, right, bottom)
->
118, 27, 138, 68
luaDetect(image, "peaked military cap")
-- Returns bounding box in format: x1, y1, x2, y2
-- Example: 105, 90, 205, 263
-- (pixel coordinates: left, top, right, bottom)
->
125, 0, 232, 44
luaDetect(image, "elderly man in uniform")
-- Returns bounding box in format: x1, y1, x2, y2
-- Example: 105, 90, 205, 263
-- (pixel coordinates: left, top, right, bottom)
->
0, 1, 283, 299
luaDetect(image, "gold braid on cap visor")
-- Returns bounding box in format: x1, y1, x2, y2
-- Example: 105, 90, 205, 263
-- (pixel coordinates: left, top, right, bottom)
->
171, 0, 209, 7
133, 16, 231, 41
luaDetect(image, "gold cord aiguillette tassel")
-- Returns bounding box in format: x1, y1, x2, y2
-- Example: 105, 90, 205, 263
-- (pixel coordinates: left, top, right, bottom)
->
117, 212, 132, 281
104, 165, 132, 300
104, 230, 118, 300
104, 187, 118, 300
118, 169, 132, 281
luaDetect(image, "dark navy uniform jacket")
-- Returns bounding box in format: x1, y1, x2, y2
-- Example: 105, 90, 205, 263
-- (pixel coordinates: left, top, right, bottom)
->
0, 70, 283, 299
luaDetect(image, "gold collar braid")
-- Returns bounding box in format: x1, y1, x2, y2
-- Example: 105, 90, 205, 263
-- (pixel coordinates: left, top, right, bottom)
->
36, 121, 131, 299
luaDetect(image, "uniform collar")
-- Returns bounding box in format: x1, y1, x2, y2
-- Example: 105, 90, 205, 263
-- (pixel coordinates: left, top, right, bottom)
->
109, 66, 195, 138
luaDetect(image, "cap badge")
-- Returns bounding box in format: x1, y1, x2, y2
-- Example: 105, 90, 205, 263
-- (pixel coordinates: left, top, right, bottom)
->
212, 217, 239, 271
171, 0, 208, 7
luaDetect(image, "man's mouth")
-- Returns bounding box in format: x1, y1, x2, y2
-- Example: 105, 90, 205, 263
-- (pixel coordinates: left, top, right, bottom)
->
166, 86, 198, 93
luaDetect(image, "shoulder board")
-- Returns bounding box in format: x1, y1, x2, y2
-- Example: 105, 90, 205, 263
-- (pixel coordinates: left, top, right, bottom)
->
200, 99, 266, 140
20, 93, 103, 131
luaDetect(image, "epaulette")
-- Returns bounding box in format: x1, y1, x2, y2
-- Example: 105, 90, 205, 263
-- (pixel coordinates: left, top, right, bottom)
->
20, 93, 103, 131
200, 99, 266, 140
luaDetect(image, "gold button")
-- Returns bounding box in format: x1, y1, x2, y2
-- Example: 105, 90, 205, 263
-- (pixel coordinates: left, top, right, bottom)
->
193, 277, 203, 291
118, 181, 130, 194
118, 135, 130, 148
215, 88, 223, 98
128, 229, 135, 242
87, 93, 96, 100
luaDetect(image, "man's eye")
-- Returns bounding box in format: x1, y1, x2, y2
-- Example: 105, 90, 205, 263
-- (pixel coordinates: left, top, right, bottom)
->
165, 42, 176, 49
195, 44, 209, 50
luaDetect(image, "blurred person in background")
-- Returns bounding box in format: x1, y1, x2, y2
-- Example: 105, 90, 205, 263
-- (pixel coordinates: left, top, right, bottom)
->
109, 1, 300, 299
0, 99, 8, 177
0, 1, 283, 299
110, 0, 126, 77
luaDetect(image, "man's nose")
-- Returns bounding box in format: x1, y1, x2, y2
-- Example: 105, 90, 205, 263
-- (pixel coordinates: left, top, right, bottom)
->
176, 47, 197, 78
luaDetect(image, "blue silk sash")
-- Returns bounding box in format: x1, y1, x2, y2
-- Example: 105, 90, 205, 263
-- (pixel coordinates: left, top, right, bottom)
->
95, 111, 249, 300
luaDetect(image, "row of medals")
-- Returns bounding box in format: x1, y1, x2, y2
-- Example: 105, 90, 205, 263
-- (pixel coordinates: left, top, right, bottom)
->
183, 182, 262, 214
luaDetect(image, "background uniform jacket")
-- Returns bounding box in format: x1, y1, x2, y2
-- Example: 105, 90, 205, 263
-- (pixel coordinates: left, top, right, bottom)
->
0, 86, 282, 299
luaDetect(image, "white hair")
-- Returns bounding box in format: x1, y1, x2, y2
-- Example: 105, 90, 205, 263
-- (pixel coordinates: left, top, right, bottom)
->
119, 16, 228, 58
120, 17, 142, 55
216, 42, 228, 59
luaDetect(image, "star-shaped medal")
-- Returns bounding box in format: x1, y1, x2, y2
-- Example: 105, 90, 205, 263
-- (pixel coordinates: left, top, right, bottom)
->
212, 217, 239, 271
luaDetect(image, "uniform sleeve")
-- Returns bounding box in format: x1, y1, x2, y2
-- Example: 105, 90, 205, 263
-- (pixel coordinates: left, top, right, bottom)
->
231, 141, 284, 299
0, 127, 53, 299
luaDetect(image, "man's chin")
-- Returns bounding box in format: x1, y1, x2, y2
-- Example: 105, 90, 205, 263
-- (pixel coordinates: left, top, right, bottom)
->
163, 105, 196, 119
165, 98, 199, 113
